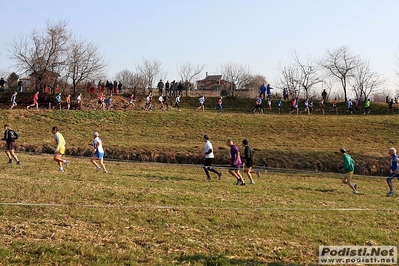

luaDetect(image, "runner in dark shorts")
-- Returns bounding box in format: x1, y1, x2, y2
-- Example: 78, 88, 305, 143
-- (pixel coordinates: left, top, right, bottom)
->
242, 139, 260, 184
202, 134, 222, 180
2, 124, 21, 164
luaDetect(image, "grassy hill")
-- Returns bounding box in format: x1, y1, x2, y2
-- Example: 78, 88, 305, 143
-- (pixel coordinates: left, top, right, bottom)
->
0, 98, 398, 176
0, 97, 399, 265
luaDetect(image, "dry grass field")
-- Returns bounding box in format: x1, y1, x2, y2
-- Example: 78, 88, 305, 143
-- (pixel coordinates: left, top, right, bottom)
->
0, 102, 398, 265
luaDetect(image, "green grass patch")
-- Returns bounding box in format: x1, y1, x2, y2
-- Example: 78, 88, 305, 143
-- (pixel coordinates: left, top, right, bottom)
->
0, 155, 397, 265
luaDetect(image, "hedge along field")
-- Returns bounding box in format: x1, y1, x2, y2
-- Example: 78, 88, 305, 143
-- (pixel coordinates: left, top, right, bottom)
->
0, 106, 397, 175
0, 154, 397, 265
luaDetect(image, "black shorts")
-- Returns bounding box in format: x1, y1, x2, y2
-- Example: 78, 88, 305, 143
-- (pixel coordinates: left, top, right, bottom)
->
229, 164, 240, 170
204, 158, 213, 166
6, 142, 16, 151
244, 160, 253, 167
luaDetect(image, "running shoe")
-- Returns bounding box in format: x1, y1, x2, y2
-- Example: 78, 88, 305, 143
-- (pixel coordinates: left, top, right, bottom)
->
218, 172, 222, 180
386, 191, 394, 196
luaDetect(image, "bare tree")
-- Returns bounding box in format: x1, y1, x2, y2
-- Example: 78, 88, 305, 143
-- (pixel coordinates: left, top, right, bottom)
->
9, 20, 70, 91
277, 63, 301, 98
320, 46, 358, 102
293, 52, 322, 99
350, 59, 384, 103
130, 72, 148, 95
177, 62, 205, 84
115, 69, 134, 88
136, 57, 162, 89
66, 37, 107, 94
114, 70, 147, 94
220, 62, 252, 98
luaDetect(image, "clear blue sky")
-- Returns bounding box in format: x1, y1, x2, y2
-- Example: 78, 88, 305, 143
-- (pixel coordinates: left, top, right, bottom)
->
1, 0, 398, 96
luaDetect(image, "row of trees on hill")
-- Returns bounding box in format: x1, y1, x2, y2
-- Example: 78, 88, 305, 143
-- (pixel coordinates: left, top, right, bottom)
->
5, 20, 396, 101
277, 47, 385, 103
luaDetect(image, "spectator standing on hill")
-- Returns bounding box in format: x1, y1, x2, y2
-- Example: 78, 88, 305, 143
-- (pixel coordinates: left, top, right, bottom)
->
51, 126, 68, 172
177, 81, 183, 96
170, 80, 176, 97
283, 88, 289, 100
386, 148, 399, 196
113, 80, 117, 94
321, 89, 327, 101
202, 134, 222, 181
2, 124, 21, 165
259, 83, 266, 100
339, 148, 358, 194
196, 95, 205, 111
0, 78, 5, 89
242, 139, 259, 185
266, 84, 273, 99
217, 97, 223, 112
91, 132, 107, 173
17, 80, 23, 92
10, 92, 17, 109
387, 99, 394, 114
98, 80, 103, 92
118, 81, 123, 94
27, 91, 39, 110
227, 139, 245, 186
364, 99, 371, 114
157, 79, 164, 95
165, 80, 170, 96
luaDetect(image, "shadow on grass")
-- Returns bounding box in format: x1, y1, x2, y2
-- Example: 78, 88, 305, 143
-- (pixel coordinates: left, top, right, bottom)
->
314, 189, 337, 193
291, 186, 313, 191
291, 187, 338, 193
177, 254, 304, 266
122, 174, 194, 181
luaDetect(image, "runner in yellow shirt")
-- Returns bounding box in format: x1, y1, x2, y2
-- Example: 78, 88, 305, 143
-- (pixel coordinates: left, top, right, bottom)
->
52, 126, 69, 172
